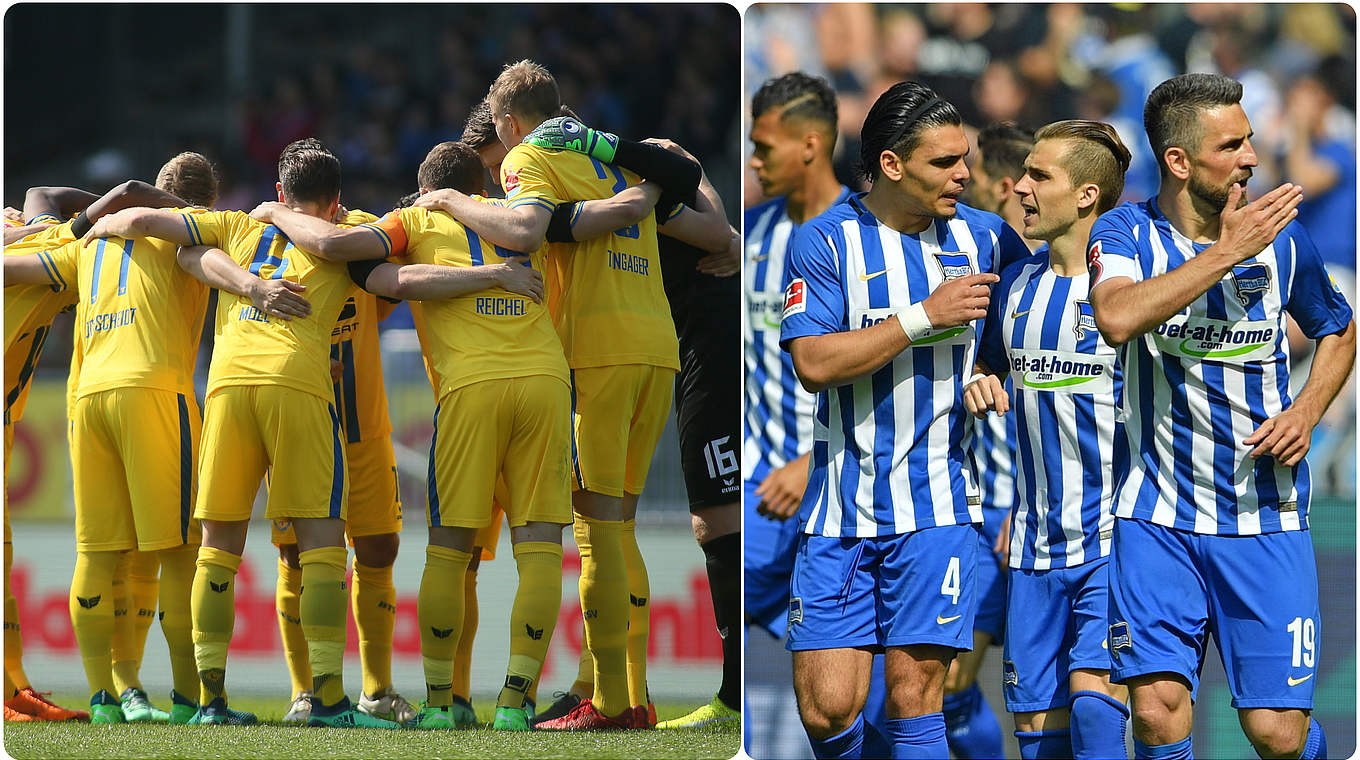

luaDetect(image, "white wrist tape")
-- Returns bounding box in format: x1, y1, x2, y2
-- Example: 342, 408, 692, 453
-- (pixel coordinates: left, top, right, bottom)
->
895, 302, 934, 342
965, 372, 987, 388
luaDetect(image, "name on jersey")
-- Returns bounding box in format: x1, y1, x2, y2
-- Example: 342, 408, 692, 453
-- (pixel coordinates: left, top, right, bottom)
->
608, 250, 649, 276
1011, 348, 1115, 395
475, 296, 527, 316
747, 291, 784, 331
239, 305, 271, 324
853, 306, 969, 345
1152, 316, 1277, 363
85, 307, 137, 338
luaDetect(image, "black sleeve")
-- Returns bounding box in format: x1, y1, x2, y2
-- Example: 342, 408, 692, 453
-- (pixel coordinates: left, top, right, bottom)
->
69, 210, 93, 238
347, 258, 385, 292
546, 203, 578, 244
611, 140, 700, 208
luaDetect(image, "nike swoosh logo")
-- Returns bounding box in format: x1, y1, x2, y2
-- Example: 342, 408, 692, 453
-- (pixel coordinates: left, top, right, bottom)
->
859, 269, 889, 281
751, 254, 770, 263
1011, 308, 1032, 319
936, 614, 962, 625
1288, 674, 1314, 687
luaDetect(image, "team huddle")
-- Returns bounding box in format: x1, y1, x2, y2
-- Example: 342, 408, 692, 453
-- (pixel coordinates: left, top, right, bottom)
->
2, 59, 742, 733
744, 71, 1353, 760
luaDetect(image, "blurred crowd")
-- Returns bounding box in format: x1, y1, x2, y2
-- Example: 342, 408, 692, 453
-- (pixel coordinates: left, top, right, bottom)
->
746, 2, 1356, 494
7, 4, 740, 218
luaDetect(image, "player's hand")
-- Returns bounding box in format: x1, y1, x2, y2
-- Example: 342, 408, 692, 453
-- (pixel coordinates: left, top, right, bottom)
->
922, 272, 998, 329
993, 511, 1012, 562
412, 189, 463, 211
248, 278, 311, 321
330, 358, 344, 383
494, 257, 545, 303
249, 201, 291, 223
3, 207, 23, 224
696, 230, 740, 277
332, 204, 350, 223
525, 117, 619, 164
1215, 182, 1303, 264
1243, 403, 1318, 467
755, 453, 810, 520
642, 137, 697, 162
963, 373, 1009, 417
82, 208, 136, 244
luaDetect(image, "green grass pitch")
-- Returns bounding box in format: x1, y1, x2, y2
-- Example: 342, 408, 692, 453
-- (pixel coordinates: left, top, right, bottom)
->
3, 694, 740, 760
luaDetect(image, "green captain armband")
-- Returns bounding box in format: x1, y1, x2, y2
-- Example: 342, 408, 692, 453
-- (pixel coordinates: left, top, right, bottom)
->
524, 117, 619, 163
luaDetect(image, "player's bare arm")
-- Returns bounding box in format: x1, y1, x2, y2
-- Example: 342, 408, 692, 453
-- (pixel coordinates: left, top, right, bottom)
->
564, 181, 664, 241
651, 141, 733, 254
4, 222, 54, 245
1090, 182, 1303, 346
788, 272, 997, 392
962, 363, 1011, 418
413, 188, 550, 253
356, 258, 545, 303
82, 207, 197, 246
176, 244, 312, 321
694, 228, 741, 278
1244, 319, 1356, 466
22, 185, 97, 222
248, 201, 385, 262
2, 252, 55, 285
754, 451, 810, 520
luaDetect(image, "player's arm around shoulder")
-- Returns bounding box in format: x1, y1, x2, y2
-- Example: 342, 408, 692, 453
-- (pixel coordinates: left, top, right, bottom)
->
4, 237, 79, 289
82, 206, 200, 246
248, 201, 388, 262
413, 187, 551, 254
176, 245, 312, 321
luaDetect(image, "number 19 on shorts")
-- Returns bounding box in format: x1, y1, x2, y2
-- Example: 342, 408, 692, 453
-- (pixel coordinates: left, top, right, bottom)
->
1287, 616, 1316, 668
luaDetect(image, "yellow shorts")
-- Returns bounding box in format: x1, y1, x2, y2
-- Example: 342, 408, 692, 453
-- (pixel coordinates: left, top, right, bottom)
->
570, 364, 674, 497
272, 435, 402, 544
71, 388, 202, 553
428, 375, 572, 530
197, 385, 348, 522
472, 489, 509, 561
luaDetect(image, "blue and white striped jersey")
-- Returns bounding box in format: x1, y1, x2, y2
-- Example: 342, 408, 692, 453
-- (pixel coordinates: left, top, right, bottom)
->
780, 194, 1031, 538
1088, 199, 1353, 535
742, 190, 849, 487
979, 250, 1124, 569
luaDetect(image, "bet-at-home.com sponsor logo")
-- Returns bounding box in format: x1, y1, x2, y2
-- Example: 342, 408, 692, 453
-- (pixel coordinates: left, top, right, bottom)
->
852, 306, 970, 345
748, 291, 784, 331
1153, 316, 1277, 362
1011, 349, 1115, 395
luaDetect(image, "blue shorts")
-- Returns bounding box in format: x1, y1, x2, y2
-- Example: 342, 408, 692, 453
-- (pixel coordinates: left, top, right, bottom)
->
1003, 558, 1111, 712
974, 507, 1008, 641
1108, 519, 1320, 709
744, 479, 803, 638
786, 524, 978, 652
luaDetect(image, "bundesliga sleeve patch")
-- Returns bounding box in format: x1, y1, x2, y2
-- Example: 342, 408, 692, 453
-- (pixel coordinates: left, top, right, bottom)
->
782, 277, 807, 318
1086, 239, 1104, 282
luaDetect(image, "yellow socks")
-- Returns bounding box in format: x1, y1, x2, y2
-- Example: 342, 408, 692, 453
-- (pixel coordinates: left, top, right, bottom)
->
70, 550, 121, 698
622, 519, 650, 707
4, 540, 30, 693
352, 560, 396, 697
574, 514, 629, 716
572, 638, 594, 696
417, 545, 471, 707
498, 542, 563, 709
275, 557, 311, 696
192, 546, 241, 704
298, 546, 349, 707
156, 544, 198, 699
112, 550, 159, 694
453, 566, 479, 701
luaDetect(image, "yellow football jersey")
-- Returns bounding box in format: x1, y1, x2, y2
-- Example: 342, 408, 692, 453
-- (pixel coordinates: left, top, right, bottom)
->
361, 206, 568, 398
37, 208, 209, 399
179, 209, 367, 402
500, 143, 679, 372
331, 290, 396, 443
4, 222, 78, 424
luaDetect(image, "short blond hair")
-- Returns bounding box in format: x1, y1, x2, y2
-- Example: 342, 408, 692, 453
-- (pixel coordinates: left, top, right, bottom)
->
156, 152, 218, 208
487, 59, 560, 124
1034, 120, 1131, 214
